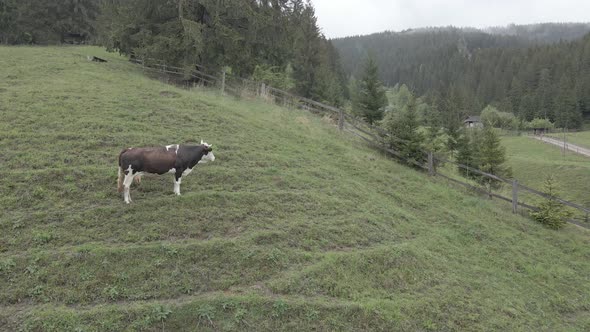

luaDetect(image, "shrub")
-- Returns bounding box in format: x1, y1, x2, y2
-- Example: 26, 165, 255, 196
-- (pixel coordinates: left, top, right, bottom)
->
526, 118, 554, 130
531, 176, 573, 230
481, 105, 519, 130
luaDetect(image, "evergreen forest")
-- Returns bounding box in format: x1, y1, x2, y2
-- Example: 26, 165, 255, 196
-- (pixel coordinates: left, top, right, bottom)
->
333, 24, 590, 128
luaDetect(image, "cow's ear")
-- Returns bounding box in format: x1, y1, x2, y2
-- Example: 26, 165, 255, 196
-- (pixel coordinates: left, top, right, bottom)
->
208, 145, 213, 151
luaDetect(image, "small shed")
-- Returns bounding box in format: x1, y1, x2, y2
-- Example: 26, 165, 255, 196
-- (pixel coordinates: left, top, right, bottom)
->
464, 116, 482, 128
62, 33, 86, 45
531, 127, 548, 136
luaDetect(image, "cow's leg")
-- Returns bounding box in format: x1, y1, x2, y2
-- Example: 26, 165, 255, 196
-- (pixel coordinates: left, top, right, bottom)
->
123, 166, 136, 204
174, 177, 182, 196
174, 171, 183, 196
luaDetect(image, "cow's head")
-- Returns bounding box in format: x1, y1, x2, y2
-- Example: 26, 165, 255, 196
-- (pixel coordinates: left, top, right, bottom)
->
200, 140, 215, 162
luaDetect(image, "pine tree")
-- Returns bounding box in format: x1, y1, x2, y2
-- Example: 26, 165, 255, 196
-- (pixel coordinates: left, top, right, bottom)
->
0, 0, 17, 44
355, 55, 388, 125
536, 68, 553, 119
478, 127, 512, 188
455, 129, 478, 179
382, 95, 425, 166
439, 89, 462, 156
291, 3, 322, 98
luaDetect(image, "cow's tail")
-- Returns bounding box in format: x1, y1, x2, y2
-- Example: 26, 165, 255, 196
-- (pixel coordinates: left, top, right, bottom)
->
117, 149, 128, 193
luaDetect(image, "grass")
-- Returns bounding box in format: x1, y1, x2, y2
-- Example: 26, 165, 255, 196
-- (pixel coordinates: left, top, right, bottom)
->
547, 131, 590, 150
1, 46, 589, 331
502, 136, 590, 208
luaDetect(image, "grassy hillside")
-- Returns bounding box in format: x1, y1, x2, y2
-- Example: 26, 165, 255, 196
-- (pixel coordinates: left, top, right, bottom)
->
1, 46, 589, 331
503, 136, 590, 208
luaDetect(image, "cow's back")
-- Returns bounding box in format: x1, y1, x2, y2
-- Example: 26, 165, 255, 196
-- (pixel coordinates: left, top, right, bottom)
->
120, 147, 176, 175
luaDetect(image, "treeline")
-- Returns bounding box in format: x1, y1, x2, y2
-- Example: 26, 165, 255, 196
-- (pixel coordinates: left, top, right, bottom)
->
0, 0, 99, 44
1, 0, 347, 105
333, 27, 535, 86
96, 0, 346, 105
333, 26, 590, 128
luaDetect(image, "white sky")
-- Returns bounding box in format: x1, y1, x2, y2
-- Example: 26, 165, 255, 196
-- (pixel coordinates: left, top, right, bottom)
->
312, 0, 590, 38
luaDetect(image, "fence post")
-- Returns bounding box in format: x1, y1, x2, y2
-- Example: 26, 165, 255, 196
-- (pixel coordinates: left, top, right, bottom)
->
427, 152, 435, 176
260, 83, 266, 98
220, 70, 226, 95
338, 109, 344, 131
512, 179, 518, 213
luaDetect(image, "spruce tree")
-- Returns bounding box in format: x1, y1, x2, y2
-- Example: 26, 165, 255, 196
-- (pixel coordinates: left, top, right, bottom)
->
0, 0, 17, 43
455, 129, 477, 179
478, 127, 512, 188
382, 95, 425, 166
355, 55, 388, 125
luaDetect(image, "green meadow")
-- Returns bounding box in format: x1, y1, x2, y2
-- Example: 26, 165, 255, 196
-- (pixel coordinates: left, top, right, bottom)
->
502, 136, 590, 208
1, 46, 589, 331
548, 131, 590, 150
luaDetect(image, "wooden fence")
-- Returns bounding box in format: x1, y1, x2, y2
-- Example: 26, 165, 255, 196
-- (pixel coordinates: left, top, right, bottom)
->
129, 56, 590, 229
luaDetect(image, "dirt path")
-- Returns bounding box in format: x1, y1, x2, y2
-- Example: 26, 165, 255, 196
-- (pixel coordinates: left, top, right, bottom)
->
532, 135, 590, 157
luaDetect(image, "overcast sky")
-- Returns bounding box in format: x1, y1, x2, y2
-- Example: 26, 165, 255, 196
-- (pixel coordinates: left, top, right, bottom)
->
312, 0, 590, 39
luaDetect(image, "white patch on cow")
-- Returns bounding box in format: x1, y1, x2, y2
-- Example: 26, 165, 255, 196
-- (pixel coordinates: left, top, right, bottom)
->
183, 167, 193, 176
198, 140, 215, 164
166, 144, 179, 154
122, 165, 135, 204
174, 177, 182, 196
200, 151, 215, 163
168, 168, 176, 174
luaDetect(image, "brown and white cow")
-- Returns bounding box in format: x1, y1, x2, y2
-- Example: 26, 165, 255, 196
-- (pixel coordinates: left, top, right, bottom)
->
117, 140, 215, 203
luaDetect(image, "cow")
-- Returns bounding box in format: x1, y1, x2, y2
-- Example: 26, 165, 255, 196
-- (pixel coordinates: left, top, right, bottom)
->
117, 140, 215, 204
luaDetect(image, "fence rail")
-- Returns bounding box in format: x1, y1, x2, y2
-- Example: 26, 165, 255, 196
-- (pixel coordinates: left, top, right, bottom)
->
129, 56, 590, 229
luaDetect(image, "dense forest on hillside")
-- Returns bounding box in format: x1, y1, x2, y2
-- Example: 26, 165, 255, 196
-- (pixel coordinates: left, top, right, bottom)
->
3, 1, 590, 128
0, 0, 99, 44
333, 26, 590, 128
98, 0, 347, 105
0, 0, 347, 106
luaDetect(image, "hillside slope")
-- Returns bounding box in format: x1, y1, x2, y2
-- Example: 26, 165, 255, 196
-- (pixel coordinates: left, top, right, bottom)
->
0, 47, 589, 331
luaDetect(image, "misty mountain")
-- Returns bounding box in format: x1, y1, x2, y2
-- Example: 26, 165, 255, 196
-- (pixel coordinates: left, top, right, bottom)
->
332, 27, 532, 85
332, 23, 590, 127
332, 23, 590, 82
485, 22, 590, 43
